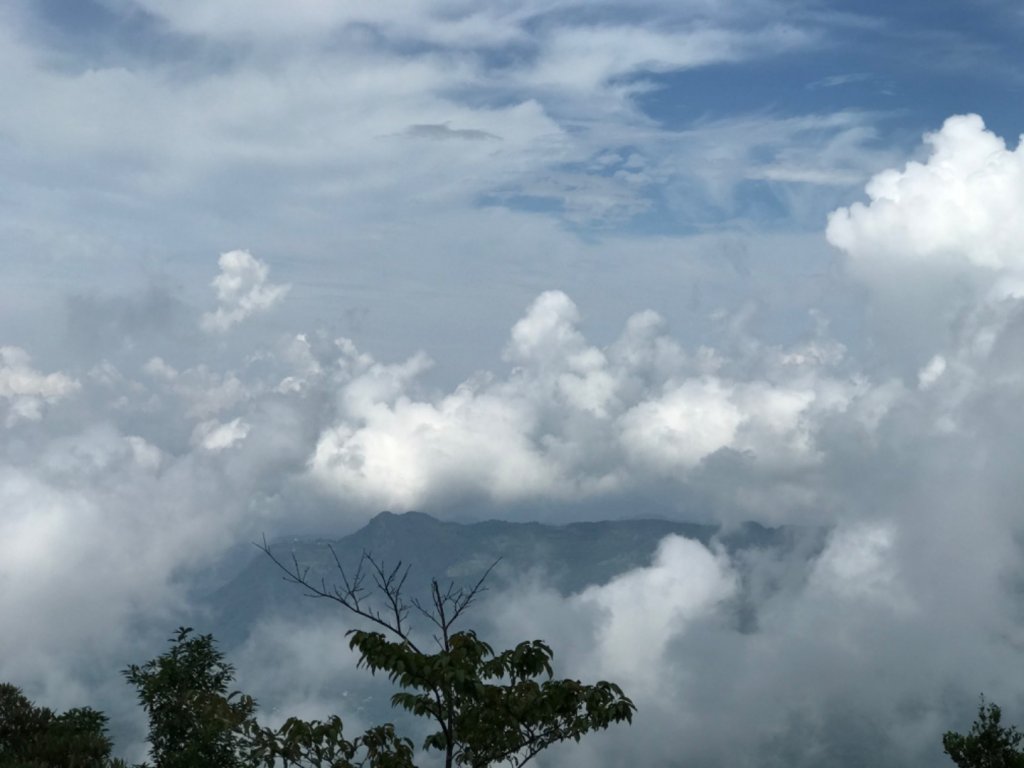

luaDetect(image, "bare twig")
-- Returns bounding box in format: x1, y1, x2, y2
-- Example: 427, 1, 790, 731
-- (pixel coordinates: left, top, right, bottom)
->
258, 537, 426, 653
258, 535, 500, 654
410, 559, 500, 649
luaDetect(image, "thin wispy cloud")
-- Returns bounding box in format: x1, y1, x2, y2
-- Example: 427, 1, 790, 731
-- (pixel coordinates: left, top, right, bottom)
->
806, 72, 872, 89
403, 124, 502, 141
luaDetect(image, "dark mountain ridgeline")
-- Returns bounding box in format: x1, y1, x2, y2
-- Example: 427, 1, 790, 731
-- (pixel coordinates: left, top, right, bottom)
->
205, 510, 820, 646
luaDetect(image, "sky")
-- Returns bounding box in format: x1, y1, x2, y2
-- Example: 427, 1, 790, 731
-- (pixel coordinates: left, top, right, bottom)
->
3, 0, 1024, 765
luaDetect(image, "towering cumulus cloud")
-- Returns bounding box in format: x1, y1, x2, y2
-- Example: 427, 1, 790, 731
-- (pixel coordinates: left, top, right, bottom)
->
827, 115, 1024, 283
825, 114, 1024, 369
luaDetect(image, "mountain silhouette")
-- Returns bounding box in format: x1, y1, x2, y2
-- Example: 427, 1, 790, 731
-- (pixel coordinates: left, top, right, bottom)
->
204, 511, 817, 645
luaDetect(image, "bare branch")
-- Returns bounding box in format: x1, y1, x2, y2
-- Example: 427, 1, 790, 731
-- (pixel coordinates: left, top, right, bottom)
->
359, 551, 413, 637
410, 559, 502, 647
255, 537, 422, 653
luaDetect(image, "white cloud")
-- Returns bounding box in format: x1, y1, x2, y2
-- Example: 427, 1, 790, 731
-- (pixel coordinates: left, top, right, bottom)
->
123, 0, 364, 41
575, 534, 737, 694
0, 429, 191, 699
619, 379, 743, 468
121, 0, 806, 57
823, 114, 1024, 377
5, 0, 1024, 759
0, 0, 860, 289
142, 356, 178, 381
235, 615, 374, 729
525, 23, 811, 94
809, 522, 910, 609
0, 346, 79, 425
201, 251, 291, 333
192, 417, 251, 451
828, 114, 1024, 288
309, 291, 869, 510
917, 354, 946, 389
0, 246, 1022, 768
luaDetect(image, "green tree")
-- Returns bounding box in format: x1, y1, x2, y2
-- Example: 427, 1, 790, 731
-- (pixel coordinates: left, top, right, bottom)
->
122, 627, 413, 768
0, 683, 114, 768
261, 544, 636, 768
123, 627, 256, 768
242, 714, 415, 768
944, 697, 1024, 768
0, 683, 49, 764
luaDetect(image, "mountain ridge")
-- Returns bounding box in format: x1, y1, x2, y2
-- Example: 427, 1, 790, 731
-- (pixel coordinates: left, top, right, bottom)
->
205, 510, 818, 646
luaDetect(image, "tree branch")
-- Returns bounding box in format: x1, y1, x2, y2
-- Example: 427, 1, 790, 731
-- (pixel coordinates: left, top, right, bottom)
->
257, 537, 423, 653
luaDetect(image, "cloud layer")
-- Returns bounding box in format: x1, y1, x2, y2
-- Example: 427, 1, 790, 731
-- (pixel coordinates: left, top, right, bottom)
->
308, 289, 869, 515
2, 6, 1024, 757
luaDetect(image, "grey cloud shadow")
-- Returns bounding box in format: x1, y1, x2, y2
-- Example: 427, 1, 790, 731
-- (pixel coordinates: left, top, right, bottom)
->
402, 123, 502, 141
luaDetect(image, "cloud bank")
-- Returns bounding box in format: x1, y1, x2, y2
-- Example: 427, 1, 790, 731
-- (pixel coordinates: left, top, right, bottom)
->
3, 114, 1024, 765
308, 289, 868, 515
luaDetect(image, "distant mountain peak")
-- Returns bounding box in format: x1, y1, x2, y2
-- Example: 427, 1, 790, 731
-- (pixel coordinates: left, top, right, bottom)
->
206, 513, 825, 649
366, 510, 440, 528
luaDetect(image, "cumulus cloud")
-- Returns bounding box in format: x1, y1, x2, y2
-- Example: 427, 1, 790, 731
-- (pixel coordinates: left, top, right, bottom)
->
822, 114, 1024, 367
0, 5, 1021, 768
0, 346, 79, 425
6, 106, 1024, 768
619, 379, 744, 468
0, 256, 1020, 768
200, 251, 290, 333
308, 290, 869, 513
828, 114, 1024, 291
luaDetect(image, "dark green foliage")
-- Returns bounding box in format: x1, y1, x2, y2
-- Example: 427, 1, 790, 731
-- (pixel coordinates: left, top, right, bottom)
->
350, 629, 635, 768
0, 683, 48, 762
944, 698, 1024, 768
0, 683, 113, 768
123, 627, 256, 768
122, 626, 417, 768
242, 715, 415, 768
